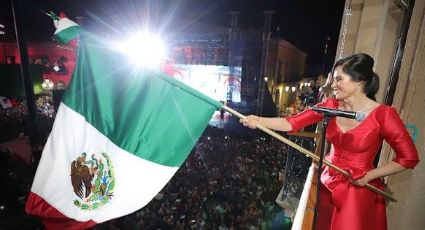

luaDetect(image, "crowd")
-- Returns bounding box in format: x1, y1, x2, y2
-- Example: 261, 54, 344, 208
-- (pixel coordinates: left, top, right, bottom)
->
1, 94, 304, 229
94, 135, 291, 229
0, 95, 55, 126
0, 95, 55, 159
1, 130, 297, 229
0, 99, 28, 125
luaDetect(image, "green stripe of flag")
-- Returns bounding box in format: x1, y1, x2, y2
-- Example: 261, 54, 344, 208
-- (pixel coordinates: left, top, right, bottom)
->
62, 33, 221, 167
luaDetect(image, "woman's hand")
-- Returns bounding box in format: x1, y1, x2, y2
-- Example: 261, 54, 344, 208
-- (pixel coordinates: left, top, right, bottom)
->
350, 173, 373, 187
240, 115, 261, 129
240, 115, 293, 132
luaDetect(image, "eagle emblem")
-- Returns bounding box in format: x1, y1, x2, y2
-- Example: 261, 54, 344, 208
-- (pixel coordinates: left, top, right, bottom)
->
70, 152, 115, 210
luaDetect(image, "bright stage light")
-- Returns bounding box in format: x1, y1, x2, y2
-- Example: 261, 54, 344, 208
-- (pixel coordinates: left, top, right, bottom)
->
113, 31, 167, 69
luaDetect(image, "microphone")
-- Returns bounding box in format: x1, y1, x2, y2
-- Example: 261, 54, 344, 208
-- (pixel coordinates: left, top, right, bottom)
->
312, 106, 366, 122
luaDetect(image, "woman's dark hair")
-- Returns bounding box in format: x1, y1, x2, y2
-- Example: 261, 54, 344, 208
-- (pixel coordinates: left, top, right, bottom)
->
332, 53, 380, 101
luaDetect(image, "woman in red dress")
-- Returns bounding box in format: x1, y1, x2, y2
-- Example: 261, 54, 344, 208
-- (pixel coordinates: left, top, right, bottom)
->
240, 53, 419, 230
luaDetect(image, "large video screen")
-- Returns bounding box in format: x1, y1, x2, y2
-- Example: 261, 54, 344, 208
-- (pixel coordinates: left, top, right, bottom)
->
172, 64, 242, 103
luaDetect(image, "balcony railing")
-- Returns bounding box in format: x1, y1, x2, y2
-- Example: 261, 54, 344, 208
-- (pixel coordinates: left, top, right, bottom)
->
275, 130, 322, 230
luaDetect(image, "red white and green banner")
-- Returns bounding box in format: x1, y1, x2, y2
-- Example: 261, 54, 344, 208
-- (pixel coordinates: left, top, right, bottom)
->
26, 15, 221, 229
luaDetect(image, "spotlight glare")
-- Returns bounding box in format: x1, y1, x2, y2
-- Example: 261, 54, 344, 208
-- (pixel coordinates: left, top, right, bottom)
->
113, 31, 166, 69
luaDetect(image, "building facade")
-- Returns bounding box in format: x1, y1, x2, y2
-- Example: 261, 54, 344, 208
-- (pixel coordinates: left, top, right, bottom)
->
264, 39, 307, 115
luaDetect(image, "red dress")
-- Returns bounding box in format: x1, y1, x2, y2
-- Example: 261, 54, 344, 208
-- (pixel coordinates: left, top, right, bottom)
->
286, 98, 419, 230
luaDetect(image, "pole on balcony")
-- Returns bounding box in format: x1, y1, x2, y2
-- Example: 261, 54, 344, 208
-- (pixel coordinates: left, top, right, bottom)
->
11, 0, 39, 151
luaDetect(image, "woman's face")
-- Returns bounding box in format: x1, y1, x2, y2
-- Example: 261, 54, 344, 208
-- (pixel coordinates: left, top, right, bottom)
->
331, 65, 360, 100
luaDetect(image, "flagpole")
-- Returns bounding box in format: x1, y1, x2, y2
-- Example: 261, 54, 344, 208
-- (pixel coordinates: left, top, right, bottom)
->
11, 0, 40, 149
221, 105, 397, 202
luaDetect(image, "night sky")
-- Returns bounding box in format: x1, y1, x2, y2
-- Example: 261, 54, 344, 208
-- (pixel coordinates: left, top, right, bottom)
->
0, 0, 344, 76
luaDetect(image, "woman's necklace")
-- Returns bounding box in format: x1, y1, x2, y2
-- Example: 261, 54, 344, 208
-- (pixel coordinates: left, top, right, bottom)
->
341, 102, 377, 122
343, 101, 377, 114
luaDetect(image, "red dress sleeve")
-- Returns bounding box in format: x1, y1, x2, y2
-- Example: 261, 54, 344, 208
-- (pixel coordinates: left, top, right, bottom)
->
379, 106, 419, 168
286, 97, 338, 132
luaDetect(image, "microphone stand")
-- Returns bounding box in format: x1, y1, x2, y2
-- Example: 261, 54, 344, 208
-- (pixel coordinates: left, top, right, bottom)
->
312, 115, 331, 230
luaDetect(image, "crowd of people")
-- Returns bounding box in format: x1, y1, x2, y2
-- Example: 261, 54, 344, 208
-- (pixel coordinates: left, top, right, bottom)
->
0, 95, 55, 154
0, 95, 55, 126
95, 135, 293, 229
1, 99, 304, 229
0, 133, 300, 229
0, 99, 28, 125
0, 93, 315, 229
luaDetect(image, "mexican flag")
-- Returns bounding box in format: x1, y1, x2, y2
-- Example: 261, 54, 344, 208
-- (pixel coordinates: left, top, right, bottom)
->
25, 14, 221, 229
